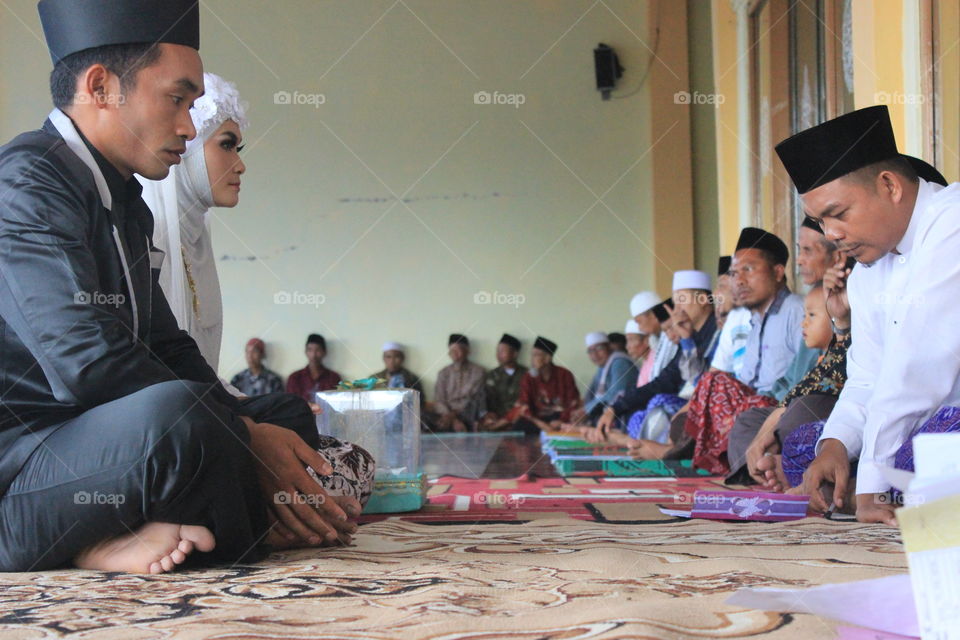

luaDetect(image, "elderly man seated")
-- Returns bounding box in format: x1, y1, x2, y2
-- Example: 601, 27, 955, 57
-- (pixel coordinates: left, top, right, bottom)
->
624, 319, 651, 369
578, 332, 638, 424
427, 334, 486, 432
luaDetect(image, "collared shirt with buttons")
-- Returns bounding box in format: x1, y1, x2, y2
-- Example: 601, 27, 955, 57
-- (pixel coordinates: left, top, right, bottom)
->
820, 178, 960, 494
737, 286, 805, 394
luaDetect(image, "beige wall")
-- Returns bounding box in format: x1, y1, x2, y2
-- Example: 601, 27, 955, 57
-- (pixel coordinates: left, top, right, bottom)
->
0, 0, 669, 397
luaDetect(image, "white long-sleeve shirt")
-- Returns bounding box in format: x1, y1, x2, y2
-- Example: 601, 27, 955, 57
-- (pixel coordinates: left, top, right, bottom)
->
819, 178, 960, 494
709, 307, 752, 376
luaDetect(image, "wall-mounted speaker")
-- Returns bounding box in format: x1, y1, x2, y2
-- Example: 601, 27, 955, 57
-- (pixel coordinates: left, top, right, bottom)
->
594, 43, 624, 101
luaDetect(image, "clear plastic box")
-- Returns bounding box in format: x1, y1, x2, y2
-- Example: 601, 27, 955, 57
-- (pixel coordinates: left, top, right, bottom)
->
315, 388, 424, 512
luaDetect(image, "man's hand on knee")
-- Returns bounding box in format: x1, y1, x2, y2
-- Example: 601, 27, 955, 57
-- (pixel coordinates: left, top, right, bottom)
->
800, 438, 850, 513
246, 421, 361, 545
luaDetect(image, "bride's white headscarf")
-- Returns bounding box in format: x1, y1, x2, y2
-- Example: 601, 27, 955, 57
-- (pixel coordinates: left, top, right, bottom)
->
139, 72, 249, 371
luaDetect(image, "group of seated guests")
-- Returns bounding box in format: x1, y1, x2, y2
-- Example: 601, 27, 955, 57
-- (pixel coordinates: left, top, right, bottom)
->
227, 220, 840, 465
222, 106, 960, 529
228, 330, 580, 433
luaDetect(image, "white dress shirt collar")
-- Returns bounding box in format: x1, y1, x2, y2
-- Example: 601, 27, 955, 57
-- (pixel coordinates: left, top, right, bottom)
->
894, 178, 937, 257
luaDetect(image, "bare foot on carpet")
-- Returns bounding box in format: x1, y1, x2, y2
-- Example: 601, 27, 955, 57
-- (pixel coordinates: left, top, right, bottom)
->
74, 523, 215, 574
755, 453, 790, 492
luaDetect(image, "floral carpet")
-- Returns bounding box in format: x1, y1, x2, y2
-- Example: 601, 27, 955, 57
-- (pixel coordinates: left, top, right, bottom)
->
0, 513, 905, 639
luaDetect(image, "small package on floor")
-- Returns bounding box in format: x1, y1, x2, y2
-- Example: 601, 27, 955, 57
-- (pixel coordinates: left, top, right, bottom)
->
316, 384, 425, 513
661, 490, 809, 521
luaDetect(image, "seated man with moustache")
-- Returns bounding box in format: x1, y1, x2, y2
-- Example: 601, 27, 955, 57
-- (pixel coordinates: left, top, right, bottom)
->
505, 337, 581, 433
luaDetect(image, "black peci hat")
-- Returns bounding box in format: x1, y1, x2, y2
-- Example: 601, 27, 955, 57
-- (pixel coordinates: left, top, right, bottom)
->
533, 336, 557, 356
775, 105, 947, 193
736, 227, 789, 265
39, 0, 200, 65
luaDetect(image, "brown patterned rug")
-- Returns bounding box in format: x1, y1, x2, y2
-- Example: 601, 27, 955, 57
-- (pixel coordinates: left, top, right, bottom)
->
0, 516, 905, 639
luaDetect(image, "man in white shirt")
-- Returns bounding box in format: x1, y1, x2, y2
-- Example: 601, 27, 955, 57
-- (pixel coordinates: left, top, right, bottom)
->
775, 105, 955, 524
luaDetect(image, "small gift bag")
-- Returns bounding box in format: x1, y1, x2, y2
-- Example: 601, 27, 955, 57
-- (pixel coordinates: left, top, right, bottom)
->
316, 379, 425, 513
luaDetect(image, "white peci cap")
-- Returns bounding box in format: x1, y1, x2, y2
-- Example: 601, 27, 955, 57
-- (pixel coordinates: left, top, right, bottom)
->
624, 319, 644, 335
672, 270, 712, 292
585, 331, 609, 348
381, 341, 404, 353
629, 291, 660, 317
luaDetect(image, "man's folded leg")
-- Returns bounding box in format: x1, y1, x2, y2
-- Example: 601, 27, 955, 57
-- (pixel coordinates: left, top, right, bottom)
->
725, 407, 776, 483
0, 380, 269, 572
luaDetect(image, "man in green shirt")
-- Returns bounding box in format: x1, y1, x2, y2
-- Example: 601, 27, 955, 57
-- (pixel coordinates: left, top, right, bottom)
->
479, 334, 528, 431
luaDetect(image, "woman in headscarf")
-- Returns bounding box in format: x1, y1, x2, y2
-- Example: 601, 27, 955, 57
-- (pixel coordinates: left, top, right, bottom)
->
140, 75, 375, 543
140, 72, 247, 373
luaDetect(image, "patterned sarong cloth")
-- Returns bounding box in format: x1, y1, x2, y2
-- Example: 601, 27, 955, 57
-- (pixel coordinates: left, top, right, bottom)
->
626, 393, 686, 441
306, 436, 377, 506
683, 371, 777, 475
781, 405, 960, 488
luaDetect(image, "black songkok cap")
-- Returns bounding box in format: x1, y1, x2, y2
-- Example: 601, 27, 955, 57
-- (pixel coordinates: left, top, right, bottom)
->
533, 336, 557, 356
775, 105, 948, 193
306, 333, 326, 349
448, 334, 469, 347
499, 333, 521, 351
39, 0, 201, 64
652, 298, 673, 323
607, 332, 626, 348
736, 227, 789, 266
718, 255, 732, 276
801, 216, 825, 235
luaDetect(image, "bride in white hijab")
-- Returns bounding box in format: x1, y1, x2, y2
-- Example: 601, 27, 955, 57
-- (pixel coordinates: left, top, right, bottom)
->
140, 72, 247, 372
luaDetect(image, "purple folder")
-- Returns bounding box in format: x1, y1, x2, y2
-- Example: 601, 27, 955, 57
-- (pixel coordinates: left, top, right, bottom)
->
690, 490, 810, 521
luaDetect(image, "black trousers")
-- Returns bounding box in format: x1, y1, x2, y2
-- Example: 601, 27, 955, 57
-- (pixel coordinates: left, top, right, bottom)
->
0, 382, 318, 572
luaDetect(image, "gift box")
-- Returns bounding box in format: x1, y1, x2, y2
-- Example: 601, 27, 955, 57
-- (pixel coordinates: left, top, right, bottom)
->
316, 387, 424, 513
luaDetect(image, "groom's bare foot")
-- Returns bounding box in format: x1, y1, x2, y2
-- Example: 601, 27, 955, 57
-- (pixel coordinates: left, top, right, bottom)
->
74, 523, 215, 574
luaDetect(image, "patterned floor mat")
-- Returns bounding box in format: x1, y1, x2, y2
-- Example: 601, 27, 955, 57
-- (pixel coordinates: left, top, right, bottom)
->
0, 517, 906, 639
